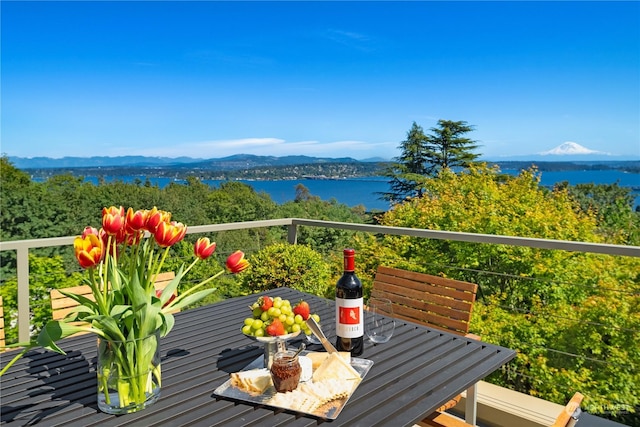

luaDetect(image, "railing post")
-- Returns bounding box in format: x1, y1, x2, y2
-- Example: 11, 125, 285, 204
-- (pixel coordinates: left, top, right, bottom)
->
465, 382, 478, 426
287, 224, 298, 244
17, 246, 30, 343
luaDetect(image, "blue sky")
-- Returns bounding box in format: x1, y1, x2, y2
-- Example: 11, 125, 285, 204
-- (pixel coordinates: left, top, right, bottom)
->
2, 1, 639, 160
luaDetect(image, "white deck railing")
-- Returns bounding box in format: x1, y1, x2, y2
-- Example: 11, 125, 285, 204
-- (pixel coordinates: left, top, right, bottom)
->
1, 217, 638, 343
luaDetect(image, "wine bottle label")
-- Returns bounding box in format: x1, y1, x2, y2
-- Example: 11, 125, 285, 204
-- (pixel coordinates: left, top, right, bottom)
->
335, 297, 363, 338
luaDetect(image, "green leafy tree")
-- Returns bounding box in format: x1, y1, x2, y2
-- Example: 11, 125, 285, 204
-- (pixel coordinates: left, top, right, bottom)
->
294, 183, 316, 202
558, 181, 640, 245
205, 181, 277, 224
376, 165, 602, 305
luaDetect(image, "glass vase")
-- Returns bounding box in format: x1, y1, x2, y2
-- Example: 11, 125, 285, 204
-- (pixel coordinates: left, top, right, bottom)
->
96, 331, 161, 414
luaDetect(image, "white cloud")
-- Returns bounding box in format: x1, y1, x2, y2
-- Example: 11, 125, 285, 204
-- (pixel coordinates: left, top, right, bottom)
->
103, 137, 398, 160
324, 28, 375, 52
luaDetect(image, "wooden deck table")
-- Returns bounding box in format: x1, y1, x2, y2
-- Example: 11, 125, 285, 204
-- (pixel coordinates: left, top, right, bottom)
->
0, 288, 515, 427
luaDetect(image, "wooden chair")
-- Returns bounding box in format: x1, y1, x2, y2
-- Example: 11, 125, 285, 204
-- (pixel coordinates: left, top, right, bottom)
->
419, 411, 474, 427
371, 266, 478, 336
0, 296, 6, 349
551, 392, 584, 427
50, 272, 178, 330
372, 266, 479, 427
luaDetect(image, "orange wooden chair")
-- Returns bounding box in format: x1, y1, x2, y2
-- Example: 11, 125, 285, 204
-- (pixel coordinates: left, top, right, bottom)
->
372, 266, 479, 427
551, 392, 584, 427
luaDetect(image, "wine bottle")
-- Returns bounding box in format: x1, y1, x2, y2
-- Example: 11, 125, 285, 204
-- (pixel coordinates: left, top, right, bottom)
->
335, 248, 364, 356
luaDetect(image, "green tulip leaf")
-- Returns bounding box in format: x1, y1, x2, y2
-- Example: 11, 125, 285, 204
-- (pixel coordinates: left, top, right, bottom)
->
36, 321, 89, 354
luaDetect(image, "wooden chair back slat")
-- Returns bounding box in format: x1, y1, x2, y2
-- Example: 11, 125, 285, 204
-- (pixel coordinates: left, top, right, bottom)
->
51, 286, 96, 320
372, 266, 478, 336
153, 272, 176, 292
153, 272, 179, 314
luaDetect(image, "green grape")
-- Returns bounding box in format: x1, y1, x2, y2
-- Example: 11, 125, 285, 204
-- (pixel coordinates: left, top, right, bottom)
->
260, 311, 269, 322
311, 313, 320, 322
242, 325, 252, 335
291, 324, 301, 333
278, 314, 287, 323
254, 328, 265, 337
285, 316, 295, 326
251, 319, 263, 330
273, 299, 283, 309
271, 308, 281, 318
281, 305, 291, 315
244, 317, 254, 326
294, 314, 304, 324
252, 307, 262, 318
267, 307, 277, 317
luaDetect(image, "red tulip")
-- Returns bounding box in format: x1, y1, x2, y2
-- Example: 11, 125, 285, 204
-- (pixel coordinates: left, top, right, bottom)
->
226, 250, 249, 273
73, 234, 104, 269
125, 208, 148, 233
154, 221, 187, 248
194, 237, 216, 260
102, 206, 125, 235
146, 207, 171, 234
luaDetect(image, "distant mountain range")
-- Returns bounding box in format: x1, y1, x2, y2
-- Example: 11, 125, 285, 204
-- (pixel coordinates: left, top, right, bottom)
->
8, 154, 385, 170
8, 142, 638, 170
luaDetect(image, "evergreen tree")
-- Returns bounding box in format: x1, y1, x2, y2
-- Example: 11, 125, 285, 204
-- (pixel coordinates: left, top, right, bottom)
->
424, 119, 481, 173
381, 122, 430, 203
381, 120, 481, 204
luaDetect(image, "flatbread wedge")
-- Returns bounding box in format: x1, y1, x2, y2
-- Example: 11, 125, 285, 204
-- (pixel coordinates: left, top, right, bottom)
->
306, 351, 351, 370
312, 352, 361, 383
230, 368, 273, 395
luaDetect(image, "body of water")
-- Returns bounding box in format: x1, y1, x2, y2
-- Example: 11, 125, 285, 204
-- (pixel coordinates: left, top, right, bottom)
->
80, 169, 639, 211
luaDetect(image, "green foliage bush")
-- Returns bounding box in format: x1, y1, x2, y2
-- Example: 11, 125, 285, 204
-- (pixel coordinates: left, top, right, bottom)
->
241, 243, 332, 297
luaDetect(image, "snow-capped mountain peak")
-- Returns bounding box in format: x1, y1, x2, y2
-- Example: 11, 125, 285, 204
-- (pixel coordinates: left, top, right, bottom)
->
538, 142, 609, 156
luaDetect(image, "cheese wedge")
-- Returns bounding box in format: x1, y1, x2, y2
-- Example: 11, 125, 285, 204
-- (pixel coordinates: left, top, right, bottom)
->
230, 368, 273, 395
306, 351, 351, 370
312, 352, 361, 383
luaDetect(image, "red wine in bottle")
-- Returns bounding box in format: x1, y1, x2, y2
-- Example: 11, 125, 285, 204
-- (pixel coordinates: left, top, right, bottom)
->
335, 248, 364, 356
